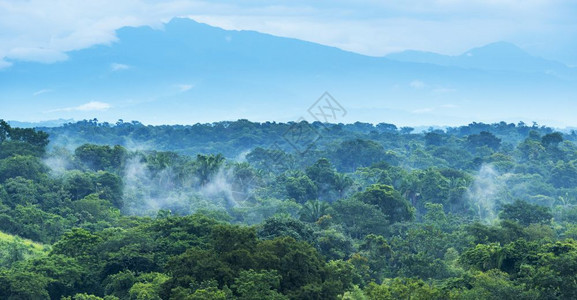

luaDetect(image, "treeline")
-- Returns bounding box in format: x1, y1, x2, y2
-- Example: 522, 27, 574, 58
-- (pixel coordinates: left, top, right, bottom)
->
40, 118, 577, 158
2, 119, 577, 298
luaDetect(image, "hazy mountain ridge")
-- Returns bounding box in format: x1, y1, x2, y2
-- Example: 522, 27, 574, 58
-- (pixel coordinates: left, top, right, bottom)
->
1, 18, 576, 126
386, 41, 577, 79
7, 119, 74, 128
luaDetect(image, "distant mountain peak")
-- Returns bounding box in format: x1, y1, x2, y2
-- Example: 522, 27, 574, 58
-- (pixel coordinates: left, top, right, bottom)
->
464, 41, 530, 58
385, 41, 574, 77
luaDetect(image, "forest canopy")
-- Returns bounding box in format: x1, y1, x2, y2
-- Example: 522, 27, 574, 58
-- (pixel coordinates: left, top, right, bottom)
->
2, 118, 577, 299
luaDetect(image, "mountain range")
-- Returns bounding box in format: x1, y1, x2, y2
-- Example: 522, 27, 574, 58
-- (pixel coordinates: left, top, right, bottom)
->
1, 18, 576, 126
386, 41, 577, 79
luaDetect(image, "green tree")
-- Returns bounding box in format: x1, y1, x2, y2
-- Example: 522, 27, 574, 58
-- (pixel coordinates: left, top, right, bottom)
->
306, 158, 339, 201
2, 176, 38, 207
357, 234, 393, 281
332, 199, 389, 239
0, 155, 47, 182
315, 227, 355, 260
258, 216, 314, 243
7, 127, 50, 149
95, 171, 123, 208
75, 144, 126, 171
255, 237, 326, 296
128, 272, 170, 300
0, 120, 9, 143
8, 205, 69, 243
285, 175, 317, 203
355, 184, 414, 224
72, 193, 120, 227
467, 131, 501, 151
457, 269, 537, 300
162, 247, 234, 297
0, 270, 51, 299
541, 132, 563, 148
334, 173, 353, 199
459, 243, 504, 272
195, 154, 225, 186
104, 271, 137, 299
333, 139, 385, 172
363, 278, 444, 300
500, 200, 552, 226
299, 200, 330, 223
64, 171, 97, 201
51, 228, 103, 258
232, 269, 287, 300
424, 131, 445, 147
0, 122, 49, 158
550, 161, 577, 188
23, 254, 88, 299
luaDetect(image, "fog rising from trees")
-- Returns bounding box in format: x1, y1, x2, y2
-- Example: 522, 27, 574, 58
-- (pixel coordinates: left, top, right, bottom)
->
2, 119, 577, 299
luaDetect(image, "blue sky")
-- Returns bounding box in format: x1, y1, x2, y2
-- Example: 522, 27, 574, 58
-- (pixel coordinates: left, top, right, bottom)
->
1, 1, 577, 127
1, 0, 576, 67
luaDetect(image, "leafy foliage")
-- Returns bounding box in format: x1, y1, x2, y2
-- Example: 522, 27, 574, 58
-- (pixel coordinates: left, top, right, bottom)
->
2, 119, 577, 299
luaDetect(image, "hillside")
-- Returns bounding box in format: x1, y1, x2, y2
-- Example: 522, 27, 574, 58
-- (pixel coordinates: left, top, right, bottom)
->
0, 231, 48, 269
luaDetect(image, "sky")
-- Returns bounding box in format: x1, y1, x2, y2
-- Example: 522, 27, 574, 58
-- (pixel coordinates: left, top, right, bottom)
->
1, 0, 577, 127
1, 0, 577, 67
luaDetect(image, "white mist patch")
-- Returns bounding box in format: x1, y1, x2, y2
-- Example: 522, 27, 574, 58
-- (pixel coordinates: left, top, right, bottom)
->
122, 156, 191, 215
235, 150, 251, 162
43, 156, 71, 176
199, 167, 237, 208
124, 156, 149, 184
121, 156, 248, 216
43, 146, 75, 176
42, 143, 273, 219
46, 133, 88, 152
467, 164, 503, 224
123, 138, 155, 152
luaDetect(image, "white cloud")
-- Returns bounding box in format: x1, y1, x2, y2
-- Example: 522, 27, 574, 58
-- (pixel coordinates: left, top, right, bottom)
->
0, 0, 175, 64
175, 84, 194, 92
8, 47, 68, 63
111, 63, 131, 71
0, 0, 576, 65
33, 89, 53, 96
48, 101, 111, 112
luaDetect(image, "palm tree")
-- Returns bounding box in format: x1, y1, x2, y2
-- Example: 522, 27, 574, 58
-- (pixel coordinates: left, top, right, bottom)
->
334, 173, 353, 199
300, 200, 329, 223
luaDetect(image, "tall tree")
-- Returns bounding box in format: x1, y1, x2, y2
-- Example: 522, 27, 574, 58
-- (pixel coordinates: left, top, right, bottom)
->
355, 184, 414, 224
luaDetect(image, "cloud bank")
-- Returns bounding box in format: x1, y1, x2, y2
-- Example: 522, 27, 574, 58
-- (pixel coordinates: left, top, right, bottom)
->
1, 0, 576, 67
48, 101, 111, 113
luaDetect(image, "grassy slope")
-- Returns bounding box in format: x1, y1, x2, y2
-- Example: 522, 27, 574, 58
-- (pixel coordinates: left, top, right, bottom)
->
0, 231, 49, 266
